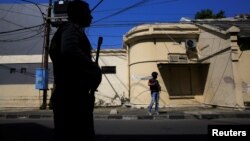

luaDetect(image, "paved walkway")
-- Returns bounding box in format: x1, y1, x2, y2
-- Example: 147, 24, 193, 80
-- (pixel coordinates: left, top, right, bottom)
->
1, 105, 250, 120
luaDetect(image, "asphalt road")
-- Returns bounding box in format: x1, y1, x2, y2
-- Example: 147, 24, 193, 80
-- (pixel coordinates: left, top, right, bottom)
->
1, 118, 250, 141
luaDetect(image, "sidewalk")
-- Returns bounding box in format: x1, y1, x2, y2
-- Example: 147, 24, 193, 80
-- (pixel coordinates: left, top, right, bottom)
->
1, 105, 250, 120
94, 105, 250, 120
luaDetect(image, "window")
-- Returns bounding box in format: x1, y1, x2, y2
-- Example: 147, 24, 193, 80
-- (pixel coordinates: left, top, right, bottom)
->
21, 68, 27, 73
238, 37, 250, 51
10, 68, 16, 74
101, 66, 116, 74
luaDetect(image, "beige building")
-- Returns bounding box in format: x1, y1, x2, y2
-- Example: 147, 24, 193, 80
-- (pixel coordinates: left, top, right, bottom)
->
0, 50, 128, 108
123, 20, 250, 109
0, 3, 249, 109
94, 49, 129, 106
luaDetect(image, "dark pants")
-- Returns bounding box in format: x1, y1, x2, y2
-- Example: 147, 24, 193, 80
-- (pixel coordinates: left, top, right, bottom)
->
51, 86, 95, 141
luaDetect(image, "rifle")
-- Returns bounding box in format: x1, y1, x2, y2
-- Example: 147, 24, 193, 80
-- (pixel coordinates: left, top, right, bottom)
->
96, 36, 103, 65
90, 36, 103, 96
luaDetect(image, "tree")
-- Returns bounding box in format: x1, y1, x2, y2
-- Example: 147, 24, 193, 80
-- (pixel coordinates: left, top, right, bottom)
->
215, 10, 226, 19
195, 9, 225, 19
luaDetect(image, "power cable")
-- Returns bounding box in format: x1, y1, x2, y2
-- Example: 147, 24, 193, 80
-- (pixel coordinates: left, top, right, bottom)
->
92, 0, 150, 24
93, 0, 180, 13
140, 0, 180, 6
20, 0, 45, 18
0, 28, 41, 37
14, 0, 49, 7
1, 18, 28, 28
0, 7, 42, 18
0, 24, 44, 34
0, 30, 44, 42
91, 0, 104, 12
0, 3, 14, 19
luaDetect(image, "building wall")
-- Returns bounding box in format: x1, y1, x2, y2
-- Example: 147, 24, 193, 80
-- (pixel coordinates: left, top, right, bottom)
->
238, 50, 250, 102
0, 50, 129, 108
124, 23, 249, 108
128, 41, 187, 106
124, 24, 201, 107
0, 85, 53, 108
95, 50, 129, 106
0, 55, 52, 107
197, 25, 245, 108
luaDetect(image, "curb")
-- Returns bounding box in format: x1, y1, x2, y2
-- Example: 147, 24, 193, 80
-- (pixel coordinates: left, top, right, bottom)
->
0, 114, 53, 119
1, 113, 250, 120
95, 113, 250, 120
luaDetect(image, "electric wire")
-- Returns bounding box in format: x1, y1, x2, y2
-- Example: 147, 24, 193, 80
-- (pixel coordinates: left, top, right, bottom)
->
20, 0, 45, 18
91, 0, 104, 12
0, 30, 44, 42
0, 3, 14, 20
0, 7, 42, 18
92, 0, 151, 24
0, 24, 44, 34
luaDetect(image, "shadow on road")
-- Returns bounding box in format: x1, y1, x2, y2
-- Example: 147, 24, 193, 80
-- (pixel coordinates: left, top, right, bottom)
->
0, 123, 54, 141
96, 135, 207, 141
0, 123, 207, 141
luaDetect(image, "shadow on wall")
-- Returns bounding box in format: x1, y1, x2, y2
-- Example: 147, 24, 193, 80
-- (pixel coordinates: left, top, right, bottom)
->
158, 63, 209, 97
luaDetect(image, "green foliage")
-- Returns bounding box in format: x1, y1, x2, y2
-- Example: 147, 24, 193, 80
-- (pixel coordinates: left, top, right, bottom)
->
195, 9, 225, 19
215, 10, 226, 19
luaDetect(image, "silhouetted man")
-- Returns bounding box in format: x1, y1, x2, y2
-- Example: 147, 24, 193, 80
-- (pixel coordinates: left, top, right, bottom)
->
49, 0, 102, 141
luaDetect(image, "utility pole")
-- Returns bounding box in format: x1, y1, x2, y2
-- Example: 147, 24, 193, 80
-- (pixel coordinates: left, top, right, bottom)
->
40, 0, 52, 109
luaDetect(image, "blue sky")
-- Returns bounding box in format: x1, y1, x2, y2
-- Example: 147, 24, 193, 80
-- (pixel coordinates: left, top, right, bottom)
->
1, 0, 250, 49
